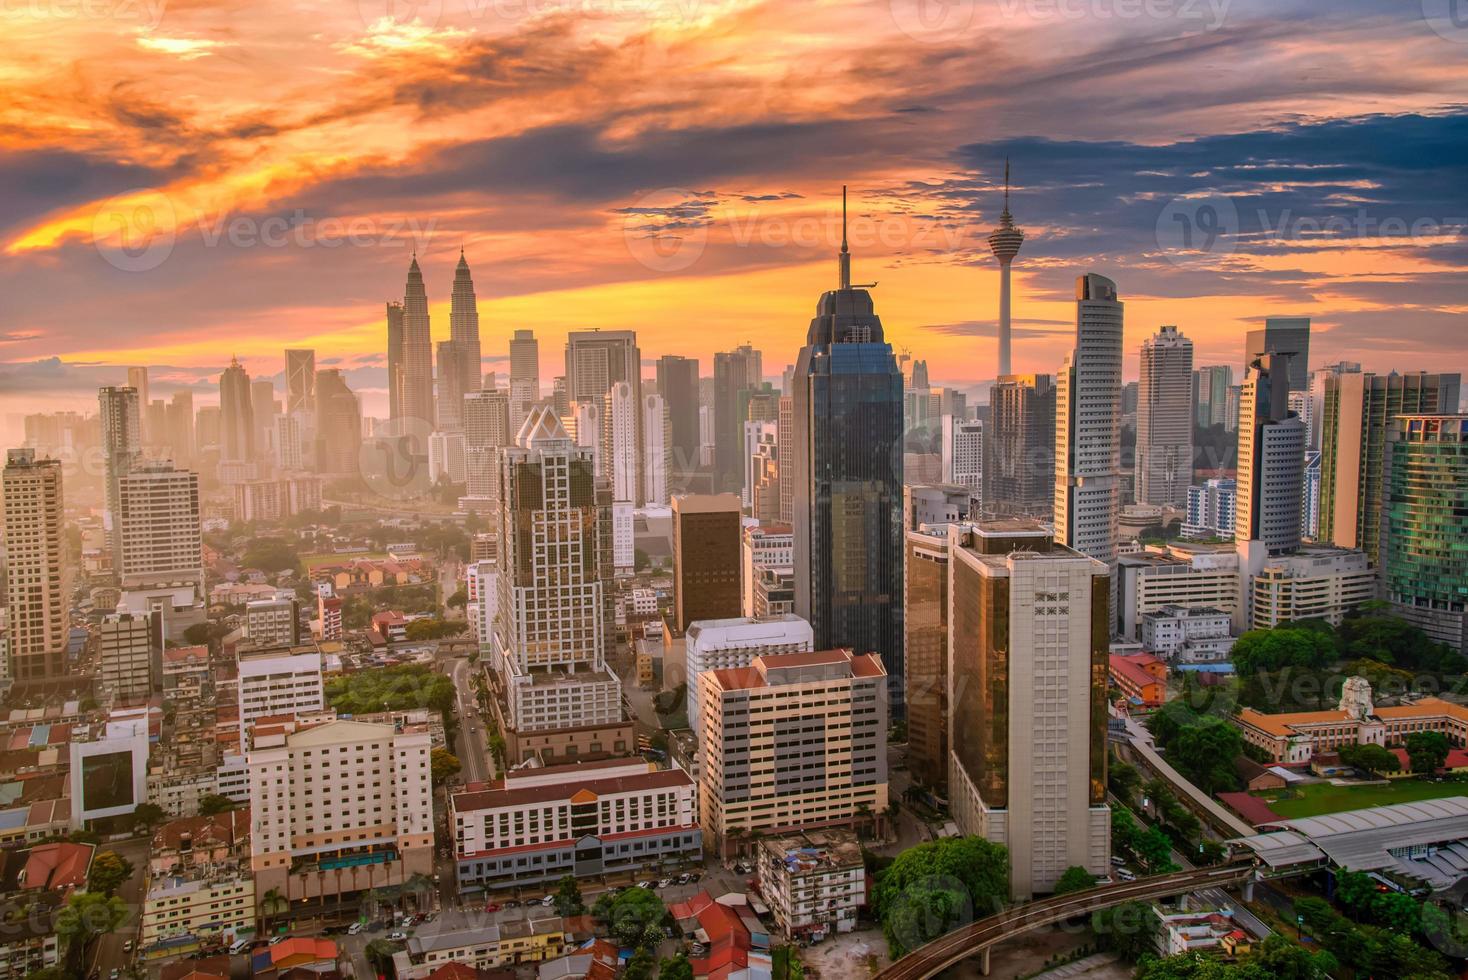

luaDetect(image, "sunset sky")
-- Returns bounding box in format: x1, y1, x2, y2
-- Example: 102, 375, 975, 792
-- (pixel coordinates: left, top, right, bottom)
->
2, 0, 1465, 437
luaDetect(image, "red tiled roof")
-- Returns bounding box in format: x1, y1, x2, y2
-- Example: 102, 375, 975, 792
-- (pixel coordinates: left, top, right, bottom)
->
426, 964, 480, 980
453, 768, 692, 812
1217, 792, 1283, 827
21, 842, 93, 892
1391, 747, 1468, 770
1108, 654, 1165, 691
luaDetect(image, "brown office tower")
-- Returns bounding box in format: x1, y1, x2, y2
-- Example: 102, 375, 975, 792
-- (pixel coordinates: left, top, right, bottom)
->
947, 521, 1110, 899
672, 494, 743, 631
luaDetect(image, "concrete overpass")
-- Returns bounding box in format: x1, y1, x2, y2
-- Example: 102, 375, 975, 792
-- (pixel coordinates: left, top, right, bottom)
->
874, 861, 1257, 978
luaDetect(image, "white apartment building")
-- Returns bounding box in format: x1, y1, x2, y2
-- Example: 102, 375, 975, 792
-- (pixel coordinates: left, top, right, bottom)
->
684, 614, 813, 738
757, 830, 865, 939
741, 525, 794, 618
1, 450, 68, 681
1115, 544, 1239, 641
116, 460, 203, 594
1140, 605, 1236, 663
248, 718, 434, 904
1054, 274, 1123, 563
1182, 479, 1236, 540
613, 500, 635, 575
236, 647, 324, 730
699, 649, 887, 855
468, 560, 497, 647
1250, 546, 1375, 629
141, 873, 255, 951
243, 598, 300, 647
941, 415, 983, 500
429, 430, 468, 485
98, 613, 154, 701
603, 381, 640, 505
643, 393, 671, 505
451, 759, 700, 890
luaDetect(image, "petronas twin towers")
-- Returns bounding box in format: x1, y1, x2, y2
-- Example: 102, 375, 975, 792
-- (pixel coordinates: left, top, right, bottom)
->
387, 250, 483, 431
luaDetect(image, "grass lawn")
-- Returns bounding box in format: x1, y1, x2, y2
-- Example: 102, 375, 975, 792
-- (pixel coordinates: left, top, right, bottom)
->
1254, 778, 1468, 819
302, 552, 387, 571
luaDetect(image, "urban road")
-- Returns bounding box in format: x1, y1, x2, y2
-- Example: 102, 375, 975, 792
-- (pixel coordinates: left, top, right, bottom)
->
875, 861, 1257, 979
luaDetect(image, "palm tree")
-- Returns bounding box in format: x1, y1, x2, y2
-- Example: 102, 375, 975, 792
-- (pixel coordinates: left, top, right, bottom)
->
260, 888, 289, 934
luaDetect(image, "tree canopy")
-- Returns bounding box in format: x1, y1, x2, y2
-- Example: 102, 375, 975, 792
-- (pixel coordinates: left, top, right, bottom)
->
594, 887, 668, 949
1052, 866, 1096, 895
1406, 731, 1451, 774
87, 851, 134, 896
1230, 627, 1336, 675
325, 663, 456, 717
871, 837, 1009, 957
430, 748, 461, 786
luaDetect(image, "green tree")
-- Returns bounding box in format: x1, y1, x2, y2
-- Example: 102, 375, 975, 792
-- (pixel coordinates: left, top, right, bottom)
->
1230, 627, 1336, 675
446, 588, 468, 609
1337, 742, 1400, 775
132, 802, 167, 829
594, 887, 667, 949
1052, 866, 1096, 895
1090, 901, 1155, 962
260, 887, 289, 930
1166, 720, 1243, 795
198, 794, 239, 816
625, 948, 656, 980
56, 893, 128, 959
660, 953, 694, 980
554, 874, 586, 917
871, 837, 1009, 957
1134, 827, 1178, 874
87, 850, 134, 896
430, 748, 462, 787
1109, 759, 1142, 804
1406, 731, 1451, 774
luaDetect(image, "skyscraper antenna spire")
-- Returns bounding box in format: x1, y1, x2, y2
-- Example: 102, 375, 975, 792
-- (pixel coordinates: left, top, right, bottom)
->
1003, 157, 1011, 212
838, 185, 851, 289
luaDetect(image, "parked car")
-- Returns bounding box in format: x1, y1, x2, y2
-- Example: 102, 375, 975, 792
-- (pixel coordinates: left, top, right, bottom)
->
541, 896, 556, 907
1117, 869, 1137, 882
348, 923, 365, 936
484, 903, 501, 913
503, 900, 520, 909
676, 874, 692, 885
122, 940, 134, 954
657, 878, 673, 888
637, 880, 654, 889
388, 931, 408, 942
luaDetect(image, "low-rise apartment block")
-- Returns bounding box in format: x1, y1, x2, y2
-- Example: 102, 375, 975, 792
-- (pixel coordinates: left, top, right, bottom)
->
756, 829, 865, 940
395, 909, 566, 979
451, 759, 700, 891
1139, 605, 1235, 664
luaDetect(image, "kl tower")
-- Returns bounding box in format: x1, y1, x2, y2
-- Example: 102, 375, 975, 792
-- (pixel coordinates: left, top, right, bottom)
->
987, 160, 1025, 377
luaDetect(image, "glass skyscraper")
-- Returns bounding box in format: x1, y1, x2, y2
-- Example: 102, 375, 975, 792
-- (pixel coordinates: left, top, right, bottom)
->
1383, 415, 1468, 653
791, 192, 906, 716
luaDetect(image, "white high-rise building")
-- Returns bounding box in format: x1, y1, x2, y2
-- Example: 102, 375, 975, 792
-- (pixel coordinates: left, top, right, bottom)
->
741, 524, 795, 618
462, 389, 511, 504
468, 559, 497, 648
275, 413, 305, 471
684, 614, 812, 739
237, 647, 324, 731
603, 380, 641, 505
1136, 325, 1194, 508
429, 430, 467, 485
1182, 479, 1237, 540
1054, 274, 1123, 563
1, 445, 67, 680
116, 461, 203, 596
572, 400, 603, 478
494, 407, 625, 757
642, 393, 671, 506
941, 415, 983, 499
248, 718, 433, 906
1235, 353, 1307, 630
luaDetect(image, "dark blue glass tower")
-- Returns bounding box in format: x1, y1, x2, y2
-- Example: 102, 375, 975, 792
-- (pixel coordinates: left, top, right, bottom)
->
792, 189, 907, 717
